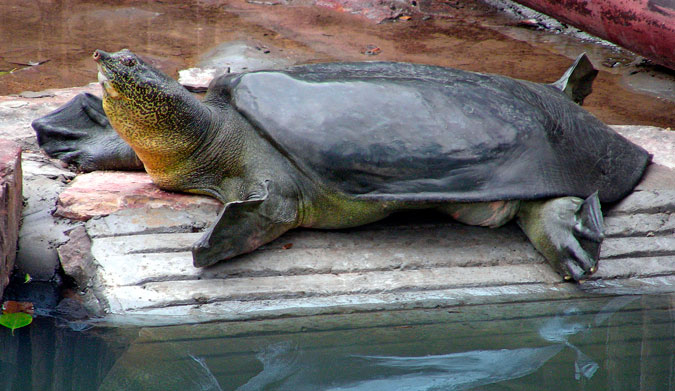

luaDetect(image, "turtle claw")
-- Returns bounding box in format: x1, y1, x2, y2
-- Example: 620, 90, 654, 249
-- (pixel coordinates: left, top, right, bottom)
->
563, 259, 585, 281
32, 93, 144, 172
518, 193, 604, 282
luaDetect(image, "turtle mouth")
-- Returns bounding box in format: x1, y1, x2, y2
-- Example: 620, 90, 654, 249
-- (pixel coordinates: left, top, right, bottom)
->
97, 64, 120, 98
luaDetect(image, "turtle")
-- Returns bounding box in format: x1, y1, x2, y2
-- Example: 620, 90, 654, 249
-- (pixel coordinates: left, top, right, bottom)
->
32, 49, 651, 281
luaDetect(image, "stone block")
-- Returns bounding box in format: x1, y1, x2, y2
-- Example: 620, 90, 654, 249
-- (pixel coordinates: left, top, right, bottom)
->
0, 139, 22, 295
55, 171, 221, 221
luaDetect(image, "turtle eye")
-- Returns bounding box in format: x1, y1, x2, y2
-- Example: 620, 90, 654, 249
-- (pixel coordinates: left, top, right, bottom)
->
120, 57, 136, 67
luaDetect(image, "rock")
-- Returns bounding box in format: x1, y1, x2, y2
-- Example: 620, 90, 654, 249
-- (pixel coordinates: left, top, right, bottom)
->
0, 139, 22, 296
197, 41, 297, 73
177, 68, 219, 92
57, 226, 95, 289
85, 205, 220, 238
608, 189, 675, 216
314, 0, 413, 23
56, 225, 103, 319
18, 91, 56, 99
55, 171, 221, 221
178, 41, 303, 90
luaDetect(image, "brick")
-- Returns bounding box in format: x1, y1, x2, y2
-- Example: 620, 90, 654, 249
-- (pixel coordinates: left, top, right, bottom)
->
0, 139, 22, 295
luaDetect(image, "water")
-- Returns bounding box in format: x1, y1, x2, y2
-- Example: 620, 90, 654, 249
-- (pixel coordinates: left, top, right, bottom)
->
1, 294, 672, 390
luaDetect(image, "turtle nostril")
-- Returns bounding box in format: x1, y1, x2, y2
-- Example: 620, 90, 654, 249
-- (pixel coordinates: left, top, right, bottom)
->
93, 50, 101, 61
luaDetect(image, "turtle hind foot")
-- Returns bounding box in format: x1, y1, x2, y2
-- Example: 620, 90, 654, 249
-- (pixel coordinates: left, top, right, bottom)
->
32, 93, 143, 172
518, 192, 604, 282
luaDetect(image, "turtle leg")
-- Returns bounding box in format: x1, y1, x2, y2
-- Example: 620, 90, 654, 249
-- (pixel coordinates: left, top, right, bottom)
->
440, 200, 520, 228
32, 93, 143, 171
192, 180, 299, 268
517, 193, 604, 281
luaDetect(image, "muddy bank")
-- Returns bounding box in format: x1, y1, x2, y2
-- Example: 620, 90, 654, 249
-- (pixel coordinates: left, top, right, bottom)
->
0, 0, 673, 128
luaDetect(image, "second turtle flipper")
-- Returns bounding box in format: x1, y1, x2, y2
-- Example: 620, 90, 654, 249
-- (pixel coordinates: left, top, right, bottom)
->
551, 53, 599, 105
32, 93, 144, 172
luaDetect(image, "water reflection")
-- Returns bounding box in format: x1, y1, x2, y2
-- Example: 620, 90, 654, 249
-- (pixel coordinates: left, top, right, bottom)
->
320, 346, 566, 390
236, 342, 301, 391
98, 329, 226, 391
0, 294, 672, 390
234, 306, 600, 390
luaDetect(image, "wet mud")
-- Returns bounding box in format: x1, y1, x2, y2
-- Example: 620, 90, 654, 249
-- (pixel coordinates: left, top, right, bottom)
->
0, 0, 673, 127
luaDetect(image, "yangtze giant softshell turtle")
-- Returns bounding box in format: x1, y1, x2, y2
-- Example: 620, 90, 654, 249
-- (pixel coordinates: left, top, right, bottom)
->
33, 50, 651, 281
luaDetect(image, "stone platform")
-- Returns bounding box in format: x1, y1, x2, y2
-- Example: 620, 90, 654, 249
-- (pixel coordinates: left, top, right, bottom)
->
48, 125, 674, 326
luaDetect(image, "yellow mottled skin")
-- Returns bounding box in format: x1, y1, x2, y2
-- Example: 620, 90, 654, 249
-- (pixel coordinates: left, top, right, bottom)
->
104, 96, 200, 190
102, 85, 198, 187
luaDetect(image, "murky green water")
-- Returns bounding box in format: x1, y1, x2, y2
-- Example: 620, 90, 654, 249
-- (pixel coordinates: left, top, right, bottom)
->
1, 294, 672, 390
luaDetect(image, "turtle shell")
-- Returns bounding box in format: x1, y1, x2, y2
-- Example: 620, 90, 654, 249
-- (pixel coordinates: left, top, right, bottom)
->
218, 62, 650, 203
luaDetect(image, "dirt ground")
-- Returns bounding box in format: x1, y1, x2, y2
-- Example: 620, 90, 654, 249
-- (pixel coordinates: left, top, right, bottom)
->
0, 0, 673, 127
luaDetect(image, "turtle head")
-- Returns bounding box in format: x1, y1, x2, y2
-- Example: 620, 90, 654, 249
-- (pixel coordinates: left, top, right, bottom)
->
93, 49, 210, 188
93, 49, 181, 111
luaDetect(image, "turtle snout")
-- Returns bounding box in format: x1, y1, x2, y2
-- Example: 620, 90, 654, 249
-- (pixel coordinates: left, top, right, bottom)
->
92, 49, 114, 63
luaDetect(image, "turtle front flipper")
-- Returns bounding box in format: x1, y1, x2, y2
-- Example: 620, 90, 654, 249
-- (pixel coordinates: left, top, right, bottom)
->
32, 93, 143, 171
192, 180, 299, 268
517, 193, 604, 281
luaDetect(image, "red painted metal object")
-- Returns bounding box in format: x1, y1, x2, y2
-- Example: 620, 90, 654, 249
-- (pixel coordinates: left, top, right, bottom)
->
513, 0, 675, 70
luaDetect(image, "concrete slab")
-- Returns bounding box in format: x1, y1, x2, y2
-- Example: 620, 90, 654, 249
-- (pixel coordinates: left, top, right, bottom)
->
614, 126, 675, 169
40, 125, 673, 326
